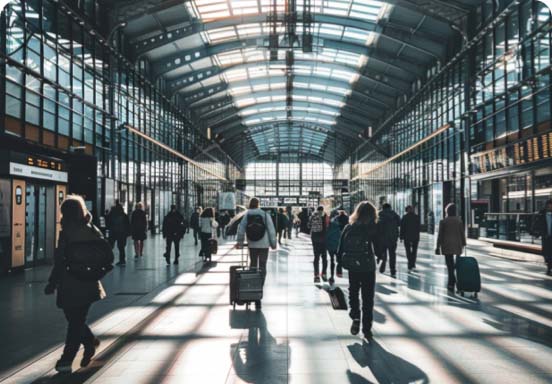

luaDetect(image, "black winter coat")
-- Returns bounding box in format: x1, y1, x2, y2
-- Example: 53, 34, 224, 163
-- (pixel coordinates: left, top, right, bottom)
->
400, 212, 421, 242
163, 211, 185, 239
130, 209, 148, 240
48, 224, 108, 309
377, 209, 401, 246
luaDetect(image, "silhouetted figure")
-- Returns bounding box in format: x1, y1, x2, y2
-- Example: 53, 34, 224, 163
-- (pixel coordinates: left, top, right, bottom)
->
400, 205, 421, 271
377, 203, 400, 277
326, 211, 343, 283
45, 195, 113, 373
162, 205, 185, 265
276, 208, 289, 245
190, 207, 202, 245
130, 202, 147, 258
309, 206, 329, 283
199, 207, 218, 263
532, 199, 552, 276
106, 200, 130, 266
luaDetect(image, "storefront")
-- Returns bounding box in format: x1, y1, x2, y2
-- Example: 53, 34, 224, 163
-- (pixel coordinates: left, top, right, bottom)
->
0, 151, 67, 272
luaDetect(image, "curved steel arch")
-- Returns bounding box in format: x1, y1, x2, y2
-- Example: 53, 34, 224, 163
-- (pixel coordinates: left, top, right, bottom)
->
152, 36, 433, 79
170, 60, 410, 97
134, 13, 445, 63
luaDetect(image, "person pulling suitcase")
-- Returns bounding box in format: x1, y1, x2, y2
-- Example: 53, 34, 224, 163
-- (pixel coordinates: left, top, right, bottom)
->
235, 197, 277, 310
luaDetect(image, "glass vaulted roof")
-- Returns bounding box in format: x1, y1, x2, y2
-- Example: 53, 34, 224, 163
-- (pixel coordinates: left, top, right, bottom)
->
181, 0, 389, 159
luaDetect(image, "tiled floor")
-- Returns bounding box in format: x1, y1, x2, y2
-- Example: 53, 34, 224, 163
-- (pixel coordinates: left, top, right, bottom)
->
1, 233, 552, 384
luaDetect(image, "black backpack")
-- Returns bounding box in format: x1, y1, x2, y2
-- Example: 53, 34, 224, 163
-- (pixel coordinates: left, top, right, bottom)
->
340, 224, 376, 273
65, 233, 114, 281
246, 212, 267, 242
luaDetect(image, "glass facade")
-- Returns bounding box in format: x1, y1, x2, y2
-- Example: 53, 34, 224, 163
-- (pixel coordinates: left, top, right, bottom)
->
1, 0, 242, 223
346, 0, 552, 238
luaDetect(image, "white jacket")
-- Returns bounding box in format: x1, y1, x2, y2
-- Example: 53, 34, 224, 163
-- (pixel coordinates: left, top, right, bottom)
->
237, 209, 277, 249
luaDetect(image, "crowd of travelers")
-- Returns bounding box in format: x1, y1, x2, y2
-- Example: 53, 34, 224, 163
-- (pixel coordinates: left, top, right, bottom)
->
44, 192, 552, 373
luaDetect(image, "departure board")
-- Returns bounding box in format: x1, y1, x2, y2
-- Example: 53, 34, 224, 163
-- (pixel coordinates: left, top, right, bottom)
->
471, 131, 552, 174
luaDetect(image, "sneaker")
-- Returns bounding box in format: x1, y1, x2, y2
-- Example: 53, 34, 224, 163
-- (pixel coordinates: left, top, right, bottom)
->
321, 274, 328, 282
314, 276, 321, 283
328, 277, 335, 285
363, 330, 373, 340
81, 338, 100, 368
165, 257, 170, 266
350, 319, 361, 336
55, 359, 72, 374
391, 272, 396, 278
134, 255, 139, 259
379, 265, 385, 274
173, 260, 179, 265
115, 261, 126, 266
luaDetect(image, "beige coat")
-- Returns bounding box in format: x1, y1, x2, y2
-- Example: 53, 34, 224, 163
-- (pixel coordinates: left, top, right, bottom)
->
436, 216, 466, 255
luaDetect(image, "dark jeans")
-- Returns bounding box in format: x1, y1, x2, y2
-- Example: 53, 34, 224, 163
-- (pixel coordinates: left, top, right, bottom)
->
193, 228, 199, 244
61, 305, 94, 363
200, 232, 212, 260
109, 234, 127, 263
165, 237, 180, 260
404, 240, 419, 269
249, 248, 269, 286
336, 252, 343, 275
543, 236, 552, 267
312, 241, 327, 276
348, 271, 376, 334
326, 250, 337, 278
277, 230, 284, 244
445, 254, 458, 287
380, 242, 397, 273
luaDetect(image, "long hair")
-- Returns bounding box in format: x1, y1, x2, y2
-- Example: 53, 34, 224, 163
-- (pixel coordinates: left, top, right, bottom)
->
201, 207, 215, 218
249, 197, 260, 209
60, 195, 91, 227
349, 201, 378, 225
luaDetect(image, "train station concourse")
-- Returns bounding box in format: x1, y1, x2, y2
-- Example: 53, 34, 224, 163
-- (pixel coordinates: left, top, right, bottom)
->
0, 0, 552, 383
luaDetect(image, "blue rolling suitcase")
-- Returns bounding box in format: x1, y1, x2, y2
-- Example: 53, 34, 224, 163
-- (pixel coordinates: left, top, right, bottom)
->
230, 248, 263, 310
455, 256, 481, 298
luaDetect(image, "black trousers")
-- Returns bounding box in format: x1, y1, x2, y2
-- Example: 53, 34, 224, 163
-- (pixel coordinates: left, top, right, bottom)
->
277, 230, 284, 244
348, 271, 376, 334
380, 242, 397, 273
445, 254, 458, 287
249, 248, 269, 286
404, 240, 419, 269
200, 232, 212, 260
542, 236, 552, 267
312, 241, 327, 276
109, 235, 127, 262
165, 237, 180, 260
193, 228, 199, 244
61, 305, 94, 363
326, 250, 337, 277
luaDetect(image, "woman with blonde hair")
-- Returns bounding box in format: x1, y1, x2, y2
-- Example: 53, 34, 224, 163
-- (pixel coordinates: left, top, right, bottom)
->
337, 200, 379, 339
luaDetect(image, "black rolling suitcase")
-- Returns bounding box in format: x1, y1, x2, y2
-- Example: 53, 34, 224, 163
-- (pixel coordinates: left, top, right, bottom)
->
456, 255, 481, 298
230, 247, 263, 309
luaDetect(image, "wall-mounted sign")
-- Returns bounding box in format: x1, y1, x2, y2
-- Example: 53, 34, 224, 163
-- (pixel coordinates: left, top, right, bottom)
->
9, 162, 68, 183
11, 180, 25, 268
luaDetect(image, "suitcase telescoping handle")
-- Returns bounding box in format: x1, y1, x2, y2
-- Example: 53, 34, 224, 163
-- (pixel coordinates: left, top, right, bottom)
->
241, 243, 248, 268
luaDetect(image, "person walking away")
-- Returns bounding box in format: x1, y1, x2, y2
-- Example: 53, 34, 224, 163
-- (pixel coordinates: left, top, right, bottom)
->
130, 202, 147, 259
199, 207, 218, 262
309, 206, 329, 283
338, 201, 378, 340
400, 205, 421, 271
236, 197, 277, 309
277, 208, 289, 245
436, 203, 466, 291
106, 200, 130, 266
190, 207, 202, 245
326, 211, 343, 284
531, 199, 552, 276
220, 211, 230, 239
162, 205, 185, 265
377, 203, 400, 277
44, 195, 113, 373
336, 209, 349, 230
286, 207, 294, 239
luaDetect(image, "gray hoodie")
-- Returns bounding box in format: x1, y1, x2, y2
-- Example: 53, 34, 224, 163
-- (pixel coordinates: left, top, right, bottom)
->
237, 208, 277, 249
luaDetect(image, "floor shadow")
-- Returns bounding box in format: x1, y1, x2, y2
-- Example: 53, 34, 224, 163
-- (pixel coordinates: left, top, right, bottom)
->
195, 260, 218, 276
229, 310, 290, 383
348, 340, 429, 384
346, 369, 376, 384
373, 309, 386, 324
375, 284, 397, 295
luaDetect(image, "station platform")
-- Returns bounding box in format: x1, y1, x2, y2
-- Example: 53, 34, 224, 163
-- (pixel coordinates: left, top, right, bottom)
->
1, 233, 551, 384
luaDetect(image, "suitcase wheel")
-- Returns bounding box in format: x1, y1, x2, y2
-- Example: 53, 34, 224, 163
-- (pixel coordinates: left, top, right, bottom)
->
473, 292, 478, 299
233, 303, 236, 310
245, 303, 250, 310
459, 291, 465, 297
